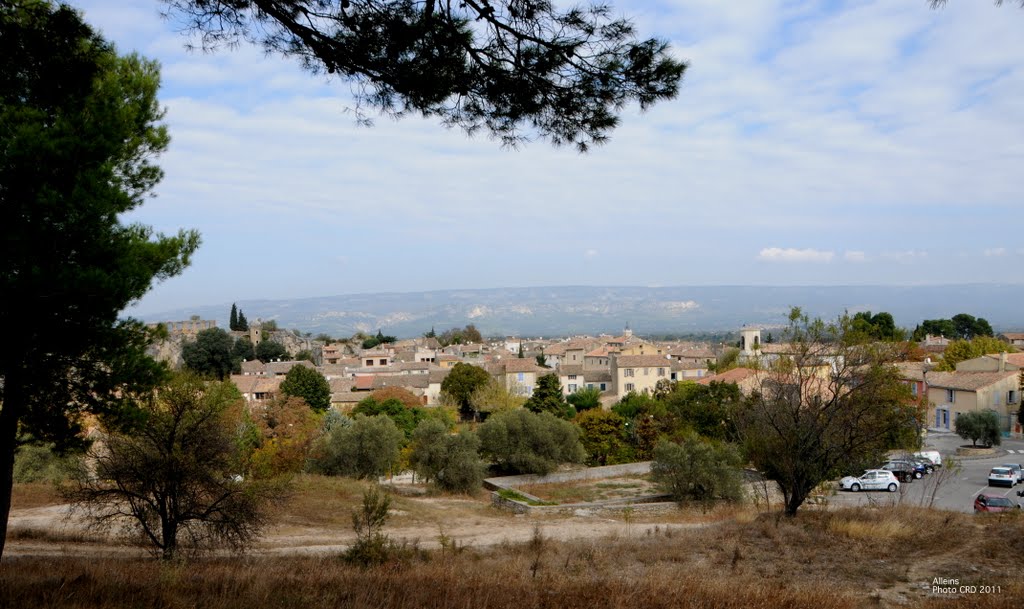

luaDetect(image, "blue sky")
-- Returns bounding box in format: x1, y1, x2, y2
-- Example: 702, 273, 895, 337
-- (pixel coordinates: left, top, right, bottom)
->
69, 0, 1024, 317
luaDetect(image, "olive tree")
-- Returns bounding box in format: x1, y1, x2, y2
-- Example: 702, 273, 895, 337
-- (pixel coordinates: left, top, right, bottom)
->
409, 420, 486, 493
478, 409, 585, 475
651, 435, 744, 505
313, 414, 404, 479
955, 411, 1002, 448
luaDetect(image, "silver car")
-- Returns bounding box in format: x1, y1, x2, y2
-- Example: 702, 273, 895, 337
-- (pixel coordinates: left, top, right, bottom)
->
839, 469, 900, 492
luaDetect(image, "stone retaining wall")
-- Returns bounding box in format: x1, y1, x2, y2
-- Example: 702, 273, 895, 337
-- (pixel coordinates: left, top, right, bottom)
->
483, 461, 652, 491
486, 462, 675, 515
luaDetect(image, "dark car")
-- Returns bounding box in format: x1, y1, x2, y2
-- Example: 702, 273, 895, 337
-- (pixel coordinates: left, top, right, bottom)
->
881, 461, 916, 482
975, 494, 1018, 513
909, 457, 935, 475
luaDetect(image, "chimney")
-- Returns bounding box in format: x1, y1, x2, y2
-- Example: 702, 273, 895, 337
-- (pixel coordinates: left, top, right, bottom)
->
1000, 351, 1007, 372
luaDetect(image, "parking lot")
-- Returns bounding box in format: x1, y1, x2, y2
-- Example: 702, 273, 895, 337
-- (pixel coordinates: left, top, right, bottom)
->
827, 430, 1024, 513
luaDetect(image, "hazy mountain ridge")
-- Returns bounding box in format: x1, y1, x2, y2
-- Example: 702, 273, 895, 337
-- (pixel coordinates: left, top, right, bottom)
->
139, 284, 1024, 338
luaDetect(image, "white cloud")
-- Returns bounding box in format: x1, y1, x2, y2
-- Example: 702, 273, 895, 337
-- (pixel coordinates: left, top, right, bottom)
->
984, 248, 1007, 257
758, 248, 835, 263
881, 250, 929, 262
844, 251, 867, 262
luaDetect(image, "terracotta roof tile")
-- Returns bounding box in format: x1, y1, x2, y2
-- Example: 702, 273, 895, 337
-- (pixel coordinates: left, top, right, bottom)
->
925, 370, 1017, 391
615, 355, 672, 368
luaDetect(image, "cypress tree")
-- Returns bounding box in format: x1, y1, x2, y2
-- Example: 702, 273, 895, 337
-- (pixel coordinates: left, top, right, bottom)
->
238, 310, 248, 331
229, 303, 238, 331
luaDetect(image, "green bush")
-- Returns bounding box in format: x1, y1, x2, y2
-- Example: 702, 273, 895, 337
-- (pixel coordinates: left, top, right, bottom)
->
312, 414, 403, 479
13, 443, 80, 484
409, 420, 485, 493
478, 409, 585, 475
651, 434, 744, 504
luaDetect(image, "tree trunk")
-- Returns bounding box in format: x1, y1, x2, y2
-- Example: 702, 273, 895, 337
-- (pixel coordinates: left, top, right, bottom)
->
161, 519, 177, 561
0, 385, 24, 561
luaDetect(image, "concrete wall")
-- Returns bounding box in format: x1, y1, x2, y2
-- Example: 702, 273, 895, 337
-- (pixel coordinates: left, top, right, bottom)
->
484, 462, 652, 491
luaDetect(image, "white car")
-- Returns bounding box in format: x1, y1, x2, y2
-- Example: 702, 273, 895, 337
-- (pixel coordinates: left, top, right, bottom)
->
989, 467, 1018, 488
913, 450, 942, 467
1000, 463, 1023, 485
839, 470, 901, 492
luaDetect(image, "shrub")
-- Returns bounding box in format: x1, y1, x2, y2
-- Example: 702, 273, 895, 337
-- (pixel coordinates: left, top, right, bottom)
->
313, 414, 403, 479
651, 434, 744, 504
478, 409, 586, 475
409, 420, 486, 493
13, 442, 80, 484
575, 409, 631, 466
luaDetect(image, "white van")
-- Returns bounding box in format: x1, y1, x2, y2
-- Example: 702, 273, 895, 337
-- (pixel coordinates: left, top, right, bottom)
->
914, 450, 942, 467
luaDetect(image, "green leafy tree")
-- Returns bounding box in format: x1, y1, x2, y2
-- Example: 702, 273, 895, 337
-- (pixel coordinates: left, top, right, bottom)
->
955, 411, 1002, 448
0, 0, 201, 558
651, 435, 744, 504
279, 364, 331, 413
64, 373, 278, 560
575, 409, 630, 466
352, 397, 424, 439
708, 348, 741, 373
525, 373, 574, 419
437, 324, 484, 347
662, 381, 743, 442
408, 420, 485, 493
441, 362, 492, 420
952, 313, 994, 340
935, 336, 1016, 371
851, 311, 903, 342
255, 339, 289, 362
566, 386, 602, 412
478, 409, 586, 475
734, 308, 919, 517
469, 378, 526, 418
293, 349, 314, 363
313, 414, 404, 479
1019, 370, 1024, 429
913, 314, 994, 342
611, 391, 667, 459
182, 327, 236, 380
231, 337, 256, 366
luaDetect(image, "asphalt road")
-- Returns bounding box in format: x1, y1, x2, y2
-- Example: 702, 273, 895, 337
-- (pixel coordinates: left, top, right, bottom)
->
827, 430, 1024, 513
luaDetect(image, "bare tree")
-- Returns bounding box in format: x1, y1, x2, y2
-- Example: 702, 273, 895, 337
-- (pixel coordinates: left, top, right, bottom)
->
735, 308, 920, 517
65, 373, 281, 560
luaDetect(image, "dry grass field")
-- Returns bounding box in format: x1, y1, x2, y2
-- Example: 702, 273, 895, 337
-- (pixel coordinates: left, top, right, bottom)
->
4, 477, 1024, 608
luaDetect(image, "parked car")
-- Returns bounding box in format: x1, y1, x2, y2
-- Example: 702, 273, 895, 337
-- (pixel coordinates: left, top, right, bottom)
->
881, 461, 917, 482
839, 470, 900, 492
910, 457, 935, 475
974, 494, 1018, 513
988, 467, 1016, 488
1000, 463, 1023, 485
914, 450, 942, 468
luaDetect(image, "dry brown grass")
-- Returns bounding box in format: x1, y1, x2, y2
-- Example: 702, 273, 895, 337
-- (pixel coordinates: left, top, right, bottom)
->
3, 504, 1023, 609
11, 483, 63, 509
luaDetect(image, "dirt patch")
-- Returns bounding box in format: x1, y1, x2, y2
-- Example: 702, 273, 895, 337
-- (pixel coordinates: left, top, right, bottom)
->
519, 475, 658, 503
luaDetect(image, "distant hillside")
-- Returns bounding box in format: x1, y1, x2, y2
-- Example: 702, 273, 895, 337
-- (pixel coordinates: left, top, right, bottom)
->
138, 284, 1024, 339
